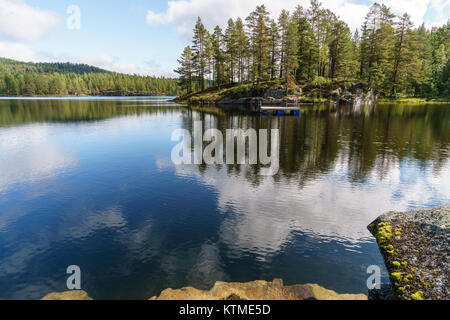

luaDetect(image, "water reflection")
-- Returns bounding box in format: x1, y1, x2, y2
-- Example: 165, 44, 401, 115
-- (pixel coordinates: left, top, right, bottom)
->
0, 98, 183, 126
170, 103, 450, 289
182, 103, 449, 182
0, 125, 77, 193
0, 98, 448, 299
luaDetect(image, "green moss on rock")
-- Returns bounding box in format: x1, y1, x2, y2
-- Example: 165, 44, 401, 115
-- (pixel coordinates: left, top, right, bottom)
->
411, 291, 424, 300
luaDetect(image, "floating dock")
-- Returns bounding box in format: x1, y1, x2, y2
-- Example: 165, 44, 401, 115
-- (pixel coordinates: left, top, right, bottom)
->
260, 105, 301, 116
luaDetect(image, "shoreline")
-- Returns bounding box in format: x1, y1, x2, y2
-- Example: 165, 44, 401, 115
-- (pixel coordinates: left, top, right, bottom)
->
0, 94, 171, 98
0, 95, 448, 104
41, 280, 367, 300
174, 80, 449, 106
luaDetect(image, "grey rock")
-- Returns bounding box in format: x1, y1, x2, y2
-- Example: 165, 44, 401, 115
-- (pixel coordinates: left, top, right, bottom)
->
368, 284, 393, 300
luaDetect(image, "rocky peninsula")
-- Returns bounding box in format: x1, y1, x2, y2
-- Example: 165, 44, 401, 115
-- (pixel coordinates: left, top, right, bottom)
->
175, 79, 376, 108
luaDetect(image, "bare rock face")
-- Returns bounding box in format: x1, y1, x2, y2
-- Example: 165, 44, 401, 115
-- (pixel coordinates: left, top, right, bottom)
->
149, 279, 367, 300
41, 290, 93, 300
368, 204, 449, 300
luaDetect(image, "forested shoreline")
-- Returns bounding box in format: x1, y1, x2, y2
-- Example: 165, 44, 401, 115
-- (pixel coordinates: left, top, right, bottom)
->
1, 1, 448, 99
0, 58, 186, 97
175, 1, 450, 99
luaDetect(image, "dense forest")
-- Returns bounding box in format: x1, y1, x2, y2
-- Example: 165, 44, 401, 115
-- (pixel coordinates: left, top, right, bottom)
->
175, 1, 450, 98
0, 58, 185, 96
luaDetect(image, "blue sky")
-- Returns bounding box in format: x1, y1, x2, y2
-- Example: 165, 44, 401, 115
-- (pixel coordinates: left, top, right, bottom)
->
0, 0, 448, 77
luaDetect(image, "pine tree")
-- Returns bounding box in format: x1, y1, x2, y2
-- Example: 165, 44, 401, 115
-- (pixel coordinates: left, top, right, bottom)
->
192, 17, 210, 91
278, 10, 290, 80
246, 5, 271, 82
283, 15, 299, 89
235, 18, 250, 83
174, 46, 194, 93
307, 0, 324, 77
224, 18, 238, 83
294, 6, 315, 81
268, 19, 280, 80
352, 29, 361, 78
391, 13, 415, 95
328, 20, 353, 79
360, 3, 395, 94
211, 26, 226, 86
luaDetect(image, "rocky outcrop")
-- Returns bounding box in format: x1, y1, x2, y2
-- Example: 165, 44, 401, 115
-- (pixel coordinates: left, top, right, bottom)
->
331, 82, 375, 106
41, 290, 93, 300
176, 79, 376, 106
368, 204, 449, 300
149, 279, 367, 300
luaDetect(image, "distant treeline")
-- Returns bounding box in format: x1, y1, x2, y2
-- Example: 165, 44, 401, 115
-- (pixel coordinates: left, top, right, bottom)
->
175, 0, 450, 98
0, 58, 107, 74
0, 58, 189, 96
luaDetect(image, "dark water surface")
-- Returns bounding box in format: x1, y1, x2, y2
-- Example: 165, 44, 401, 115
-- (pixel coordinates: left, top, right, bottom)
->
0, 97, 449, 299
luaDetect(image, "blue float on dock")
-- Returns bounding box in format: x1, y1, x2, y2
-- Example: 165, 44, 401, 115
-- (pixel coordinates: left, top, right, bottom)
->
260, 106, 301, 116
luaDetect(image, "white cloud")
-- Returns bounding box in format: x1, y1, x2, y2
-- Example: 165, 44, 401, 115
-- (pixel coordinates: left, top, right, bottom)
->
374, 0, 429, 27
71, 54, 177, 77
0, 0, 60, 41
0, 41, 56, 62
146, 0, 449, 39
0, 41, 40, 61
427, 0, 450, 27
429, 0, 450, 21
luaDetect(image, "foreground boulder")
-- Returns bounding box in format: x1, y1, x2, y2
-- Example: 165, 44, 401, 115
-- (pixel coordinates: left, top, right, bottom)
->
41, 290, 92, 300
149, 279, 367, 300
368, 204, 449, 300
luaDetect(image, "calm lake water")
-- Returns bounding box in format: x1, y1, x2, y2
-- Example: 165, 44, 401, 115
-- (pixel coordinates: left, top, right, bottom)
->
0, 97, 449, 299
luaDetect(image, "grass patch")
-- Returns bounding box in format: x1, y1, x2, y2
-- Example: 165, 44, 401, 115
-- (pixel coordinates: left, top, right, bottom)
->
378, 97, 450, 104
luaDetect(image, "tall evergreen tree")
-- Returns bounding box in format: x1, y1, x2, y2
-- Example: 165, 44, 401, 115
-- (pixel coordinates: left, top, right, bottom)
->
174, 46, 194, 93
360, 3, 395, 93
192, 17, 210, 91
391, 13, 415, 95
235, 18, 250, 82
283, 15, 299, 89
278, 10, 290, 80
294, 6, 315, 81
329, 20, 354, 79
246, 5, 271, 81
268, 19, 280, 80
224, 18, 238, 83
211, 26, 226, 86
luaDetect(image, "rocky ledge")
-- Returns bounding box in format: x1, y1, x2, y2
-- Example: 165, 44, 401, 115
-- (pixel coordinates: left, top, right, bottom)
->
149, 279, 366, 300
41, 290, 93, 300
41, 279, 367, 300
368, 204, 449, 300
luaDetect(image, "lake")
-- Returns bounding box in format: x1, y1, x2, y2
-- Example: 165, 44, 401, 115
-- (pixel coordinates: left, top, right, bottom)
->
0, 97, 449, 299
